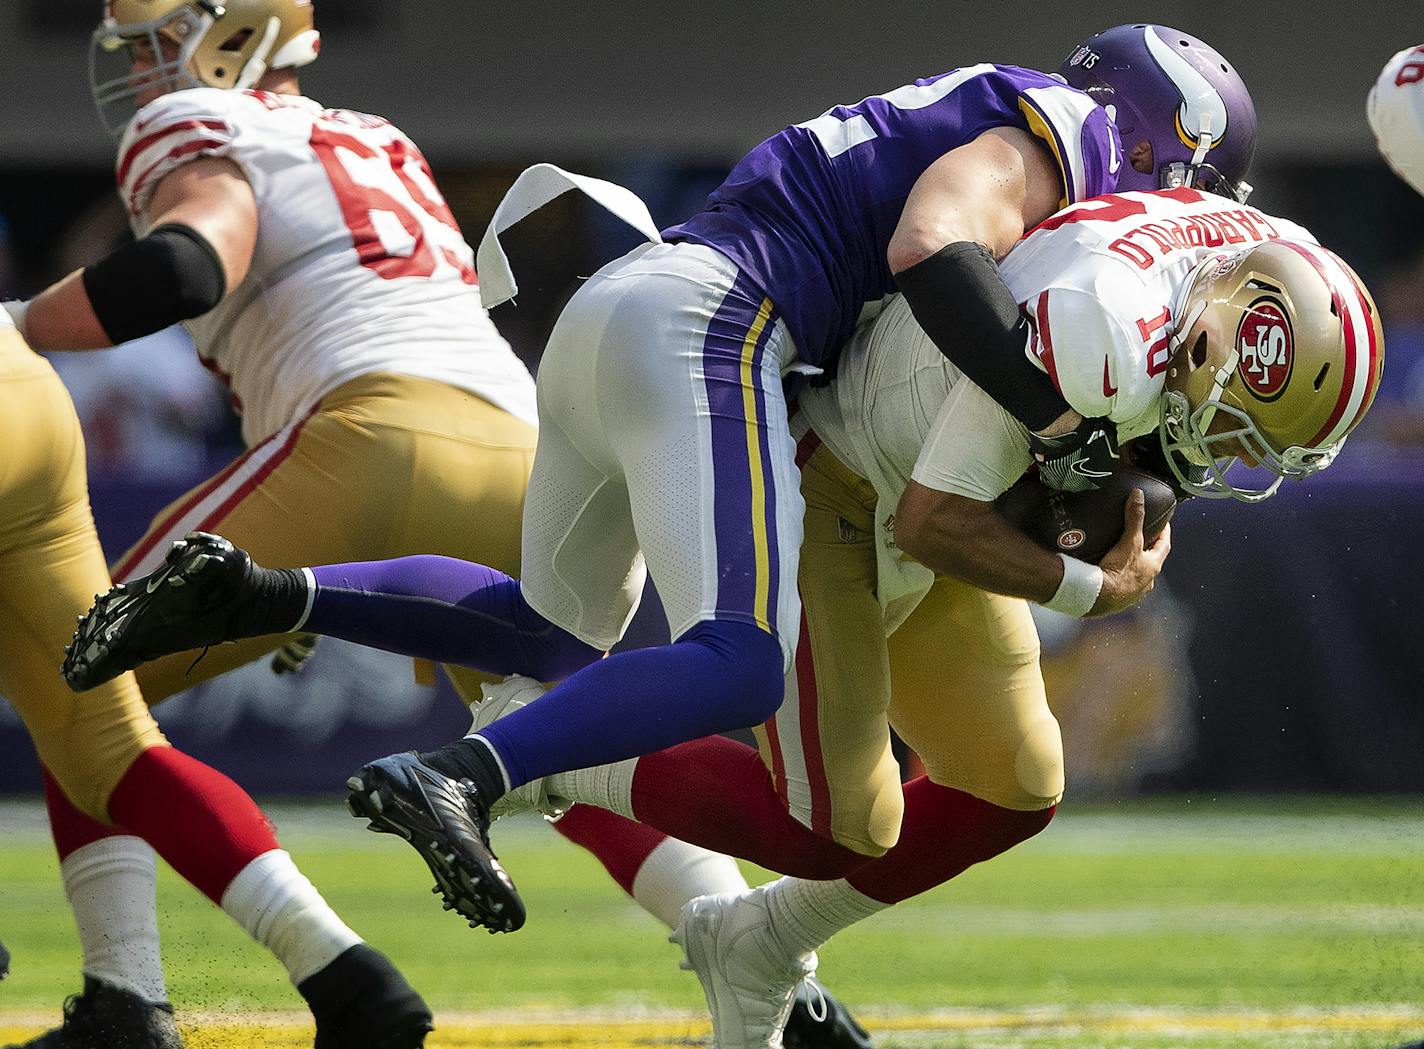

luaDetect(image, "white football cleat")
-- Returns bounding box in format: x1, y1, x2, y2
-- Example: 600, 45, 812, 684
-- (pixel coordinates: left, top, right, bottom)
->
671, 887, 819, 1049
468, 675, 571, 821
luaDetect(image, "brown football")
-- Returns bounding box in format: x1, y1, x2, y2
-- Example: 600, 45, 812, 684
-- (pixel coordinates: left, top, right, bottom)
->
993, 467, 1178, 565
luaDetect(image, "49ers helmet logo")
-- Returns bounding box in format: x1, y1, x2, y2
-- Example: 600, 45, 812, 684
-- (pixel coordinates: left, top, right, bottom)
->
1237, 297, 1294, 401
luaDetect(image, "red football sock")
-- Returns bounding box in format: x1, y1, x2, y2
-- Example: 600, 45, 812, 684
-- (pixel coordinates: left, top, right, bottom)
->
846, 776, 1055, 904
43, 769, 126, 861
550, 805, 669, 895
106, 747, 281, 904
46, 748, 281, 904
629, 736, 864, 878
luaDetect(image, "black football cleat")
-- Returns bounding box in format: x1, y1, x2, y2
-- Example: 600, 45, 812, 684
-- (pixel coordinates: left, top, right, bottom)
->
346, 752, 525, 933
0, 938, 9, 980
298, 943, 433, 1049
3, 977, 183, 1048
783, 979, 874, 1049
62, 532, 253, 692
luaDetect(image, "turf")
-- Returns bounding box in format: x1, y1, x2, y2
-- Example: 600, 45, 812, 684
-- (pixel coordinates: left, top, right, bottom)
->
2, 796, 1421, 1047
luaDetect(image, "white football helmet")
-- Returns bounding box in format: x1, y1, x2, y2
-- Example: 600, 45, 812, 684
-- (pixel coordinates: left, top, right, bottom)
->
91, 0, 321, 135
1368, 45, 1424, 197
1159, 240, 1385, 502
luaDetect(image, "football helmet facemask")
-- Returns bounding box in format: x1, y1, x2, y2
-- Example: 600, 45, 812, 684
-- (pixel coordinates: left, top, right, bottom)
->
91, 0, 320, 135
1158, 240, 1384, 502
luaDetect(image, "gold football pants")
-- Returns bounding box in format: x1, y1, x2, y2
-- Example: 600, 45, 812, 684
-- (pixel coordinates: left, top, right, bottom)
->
0, 334, 167, 821
111, 372, 537, 704
755, 441, 1064, 857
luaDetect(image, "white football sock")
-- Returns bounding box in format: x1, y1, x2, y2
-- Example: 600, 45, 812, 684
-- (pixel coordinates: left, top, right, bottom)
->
60, 836, 167, 1004
630, 837, 749, 929
762, 876, 889, 953
545, 757, 639, 820
220, 849, 362, 986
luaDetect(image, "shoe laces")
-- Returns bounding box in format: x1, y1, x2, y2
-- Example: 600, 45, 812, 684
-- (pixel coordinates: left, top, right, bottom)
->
185, 646, 212, 676
799, 975, 828, 1023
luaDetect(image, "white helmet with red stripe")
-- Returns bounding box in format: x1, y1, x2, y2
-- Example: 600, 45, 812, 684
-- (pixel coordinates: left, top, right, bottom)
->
1368, 45, 1424, 197
1158, 239, 1385, 502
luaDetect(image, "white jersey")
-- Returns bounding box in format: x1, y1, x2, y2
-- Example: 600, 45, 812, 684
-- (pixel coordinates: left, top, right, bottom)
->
117, 88, 537, 445
1003, 188, 1313, 432
800, 188, 1316, 627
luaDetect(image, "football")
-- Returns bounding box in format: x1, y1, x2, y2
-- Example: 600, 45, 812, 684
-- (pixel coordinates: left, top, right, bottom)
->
994, 467, 1178, 565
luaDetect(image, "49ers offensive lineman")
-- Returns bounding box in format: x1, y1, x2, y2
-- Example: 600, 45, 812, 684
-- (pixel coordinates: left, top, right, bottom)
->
2, 1, 543, 1045
0, 314, 432, 1049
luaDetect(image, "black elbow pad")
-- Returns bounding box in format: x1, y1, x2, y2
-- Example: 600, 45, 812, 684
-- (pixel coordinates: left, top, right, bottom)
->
82, 223, 227, 345
896, 241, 1069, 433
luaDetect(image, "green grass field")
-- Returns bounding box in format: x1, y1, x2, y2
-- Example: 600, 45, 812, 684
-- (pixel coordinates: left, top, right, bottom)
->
2, 796, 1421, 1048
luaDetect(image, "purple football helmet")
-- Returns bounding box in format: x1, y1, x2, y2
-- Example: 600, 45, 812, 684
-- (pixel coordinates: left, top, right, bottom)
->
1059, 24, 1257, 201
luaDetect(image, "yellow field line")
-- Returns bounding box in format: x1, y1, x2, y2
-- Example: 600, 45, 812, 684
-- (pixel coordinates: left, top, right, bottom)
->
5, 1006, 1423, 1047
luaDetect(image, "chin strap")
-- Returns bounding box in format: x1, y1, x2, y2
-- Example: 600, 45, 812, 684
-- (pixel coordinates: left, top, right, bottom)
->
1185, 113, 1216, 186
235, 16, 281, 89
1167, 258, 1216, 354
1191, 342, 1241, 451
1182, 112, 1253, 202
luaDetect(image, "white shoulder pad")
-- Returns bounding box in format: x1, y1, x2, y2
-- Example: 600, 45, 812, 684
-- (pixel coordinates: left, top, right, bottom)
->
1024, 272, 1166, 424
117, 88, 241, 217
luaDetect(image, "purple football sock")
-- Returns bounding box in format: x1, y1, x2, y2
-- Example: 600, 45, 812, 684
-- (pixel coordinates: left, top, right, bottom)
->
464, 619, 786, 790
305, 555, 601, 679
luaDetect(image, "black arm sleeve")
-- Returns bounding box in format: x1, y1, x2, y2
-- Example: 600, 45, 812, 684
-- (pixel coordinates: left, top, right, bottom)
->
82, 223, 227, 345
895, 241, 1070, 434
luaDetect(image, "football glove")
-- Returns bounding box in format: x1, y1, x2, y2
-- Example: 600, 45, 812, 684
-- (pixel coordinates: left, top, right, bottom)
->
1030, 416, 1120, 492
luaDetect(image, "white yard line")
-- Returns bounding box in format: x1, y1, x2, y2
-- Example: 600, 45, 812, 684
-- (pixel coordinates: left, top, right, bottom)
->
4, 1004, 1422, 1029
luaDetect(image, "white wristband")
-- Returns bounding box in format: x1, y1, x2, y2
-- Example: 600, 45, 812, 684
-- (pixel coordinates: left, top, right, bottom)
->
1043, 553, 1104, 618
1, 300, 29, 341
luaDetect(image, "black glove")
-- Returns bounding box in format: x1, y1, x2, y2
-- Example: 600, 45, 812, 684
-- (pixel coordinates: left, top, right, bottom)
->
1030, 416, 1120, 492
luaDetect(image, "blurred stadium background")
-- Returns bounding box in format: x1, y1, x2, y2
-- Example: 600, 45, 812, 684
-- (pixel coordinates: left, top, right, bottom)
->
1, 2, 1421, 1046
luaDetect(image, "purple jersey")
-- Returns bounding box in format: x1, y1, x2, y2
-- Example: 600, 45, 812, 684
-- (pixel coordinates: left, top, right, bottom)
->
663, 64, 1121, 374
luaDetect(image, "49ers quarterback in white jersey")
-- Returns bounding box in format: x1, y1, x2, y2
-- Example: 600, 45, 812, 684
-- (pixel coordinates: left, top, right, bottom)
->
800, 187, 1316, 621
117, 87, 536, 444
1007, 187, 1312, 437
810, 187, 1316, 500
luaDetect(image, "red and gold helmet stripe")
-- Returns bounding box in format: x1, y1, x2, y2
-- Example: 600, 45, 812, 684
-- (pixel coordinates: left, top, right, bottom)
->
1275, 241, 1383, 450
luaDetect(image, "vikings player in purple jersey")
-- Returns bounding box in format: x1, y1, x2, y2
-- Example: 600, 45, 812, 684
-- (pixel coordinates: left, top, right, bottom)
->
62, 25, 1258, 947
